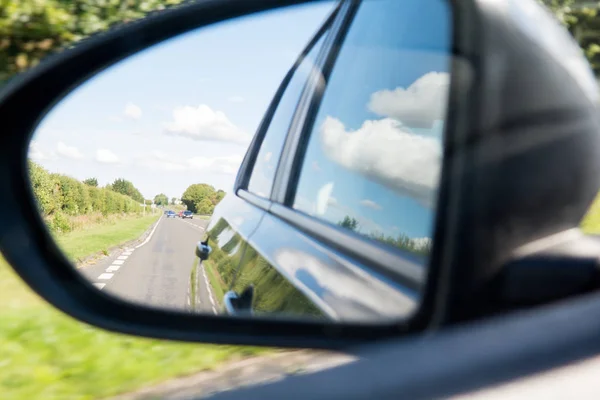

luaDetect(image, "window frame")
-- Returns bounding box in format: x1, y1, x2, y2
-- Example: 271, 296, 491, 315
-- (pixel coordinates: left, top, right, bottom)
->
234, 1, 342, 204
237, 0, 453, 304
271, 0, 437, 291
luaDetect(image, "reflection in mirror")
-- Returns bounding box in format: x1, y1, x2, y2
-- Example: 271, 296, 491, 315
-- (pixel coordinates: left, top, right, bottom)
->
27, 0, 452, 324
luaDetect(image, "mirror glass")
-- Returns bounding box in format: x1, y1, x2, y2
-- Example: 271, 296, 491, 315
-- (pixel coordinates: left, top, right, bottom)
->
27, 0, 452, 323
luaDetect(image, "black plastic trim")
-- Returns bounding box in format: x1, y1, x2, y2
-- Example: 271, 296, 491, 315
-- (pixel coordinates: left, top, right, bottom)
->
237, 189, 273, 211
276, 0, 361, 206
233, 2, 341, 196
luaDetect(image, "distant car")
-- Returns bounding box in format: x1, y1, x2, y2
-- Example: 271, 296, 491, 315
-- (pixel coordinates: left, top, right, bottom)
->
178, 210, 184, 218
182, 210, 193, 219
166, 210, 176, 218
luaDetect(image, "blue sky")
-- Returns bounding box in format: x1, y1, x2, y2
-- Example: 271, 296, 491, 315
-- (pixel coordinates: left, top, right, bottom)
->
29, 0, 452, 242
292, 0, 451, 240
30, 1, 337, 197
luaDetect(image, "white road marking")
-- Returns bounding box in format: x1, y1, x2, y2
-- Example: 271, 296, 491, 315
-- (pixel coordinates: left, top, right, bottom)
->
178, 219, 206, 231
98, 273, 114, 280
201, 263, 217, 308
117, 255, 128, 260
93, 283, 106, 289
106, 265, 121, 272
112, 260, 125, 265
135, 216, 163, 249
122, 251, 133, 256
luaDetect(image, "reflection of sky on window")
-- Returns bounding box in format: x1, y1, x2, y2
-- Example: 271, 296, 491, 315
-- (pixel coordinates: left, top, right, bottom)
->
294, 0, 452, 240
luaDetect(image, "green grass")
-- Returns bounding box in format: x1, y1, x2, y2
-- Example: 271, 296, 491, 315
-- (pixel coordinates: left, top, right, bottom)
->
195, 215, 212, 220
581, 191, 600, 234
204, 260, 226, 305
0, 255, 266, 399
54, 214, 159, 262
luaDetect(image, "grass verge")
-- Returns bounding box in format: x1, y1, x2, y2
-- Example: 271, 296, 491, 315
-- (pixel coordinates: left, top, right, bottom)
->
0, 249, 266, 399
54, 214, 160, 262
204, 260, 226, 305
581, 191, 600, 234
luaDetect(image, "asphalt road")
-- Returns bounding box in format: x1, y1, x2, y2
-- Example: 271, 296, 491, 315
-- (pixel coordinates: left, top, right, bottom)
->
79, 215, 215, 313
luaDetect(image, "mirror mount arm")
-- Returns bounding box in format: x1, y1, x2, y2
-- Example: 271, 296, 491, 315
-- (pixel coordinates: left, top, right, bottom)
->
479, 231, 600, 315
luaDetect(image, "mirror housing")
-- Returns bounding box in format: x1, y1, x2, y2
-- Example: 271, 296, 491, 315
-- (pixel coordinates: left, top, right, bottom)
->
0, 0, 598, 349
196, 242, 212, 261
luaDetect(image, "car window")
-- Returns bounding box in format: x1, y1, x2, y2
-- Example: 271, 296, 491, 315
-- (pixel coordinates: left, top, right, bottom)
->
247, 31, 329, 198
292, 0, 452, 260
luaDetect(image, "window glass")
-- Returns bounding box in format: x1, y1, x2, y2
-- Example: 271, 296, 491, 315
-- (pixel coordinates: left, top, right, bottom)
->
247, 32, 329, 198
292, 0, 452, 260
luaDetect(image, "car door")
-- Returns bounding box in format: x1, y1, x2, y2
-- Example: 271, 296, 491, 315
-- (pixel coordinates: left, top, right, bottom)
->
195, 6, 339, 315
231, 0, 451, 322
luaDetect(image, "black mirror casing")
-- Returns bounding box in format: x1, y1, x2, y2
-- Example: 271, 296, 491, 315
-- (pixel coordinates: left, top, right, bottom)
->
0, 0, 598, 349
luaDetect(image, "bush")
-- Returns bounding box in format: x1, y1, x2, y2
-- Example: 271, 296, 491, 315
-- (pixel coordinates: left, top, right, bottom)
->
28, 161, 144, 233
51, 212, 72, 234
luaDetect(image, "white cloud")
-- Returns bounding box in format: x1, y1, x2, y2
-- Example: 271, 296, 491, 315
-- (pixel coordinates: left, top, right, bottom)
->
316, 182, 334, 216
360, 199, 382, 211
227, 95, 245, 103
187, 154, 243, 175
95, 149, 119, 164
368, 71, 450, 128
135, 151, 188, 172
412, 237, 433, 250
320, 116, 442, 207
124, 102, 142, 120
164, 105, 249, 145
134, 151, 243, 175
56, 141, 84, 160
29, 140, 48, 161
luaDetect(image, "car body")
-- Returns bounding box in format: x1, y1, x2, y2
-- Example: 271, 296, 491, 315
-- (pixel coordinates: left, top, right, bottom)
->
182, 210, 193, 219
202, 1, 438, 320
166, 210, 177, 218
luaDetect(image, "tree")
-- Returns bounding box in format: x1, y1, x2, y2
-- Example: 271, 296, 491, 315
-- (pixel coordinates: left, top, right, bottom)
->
171, 197, 177, 205
540, 0, 600, 77
0, 0, 185, 84
154, 193, 169, 206
196, 197, 215, 215
83, 177, 98, 187
181, 183, 217, 214
144, 199, 152, 206
110, 178, 144, 203
338, 216, 359, 231
215, 190, 226, 205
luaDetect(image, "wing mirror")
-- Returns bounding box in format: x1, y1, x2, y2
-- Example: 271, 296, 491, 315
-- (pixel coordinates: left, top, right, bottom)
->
196, 242, 212, 261
0, 0, 598, 349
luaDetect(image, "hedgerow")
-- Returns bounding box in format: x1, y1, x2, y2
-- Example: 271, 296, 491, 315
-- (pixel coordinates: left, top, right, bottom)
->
29, 161, 144, 233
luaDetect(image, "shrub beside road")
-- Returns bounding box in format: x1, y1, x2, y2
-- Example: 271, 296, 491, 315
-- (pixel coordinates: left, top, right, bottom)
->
55, 213, 160, 263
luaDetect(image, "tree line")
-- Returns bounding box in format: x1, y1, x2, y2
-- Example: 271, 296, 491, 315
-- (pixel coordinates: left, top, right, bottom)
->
181, 184, 225, 215
29, 161, 146, 233
338, 215, 432, 257
1, 1, 596, 85
150, 184, 226, 215
0, 0, 184, 84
